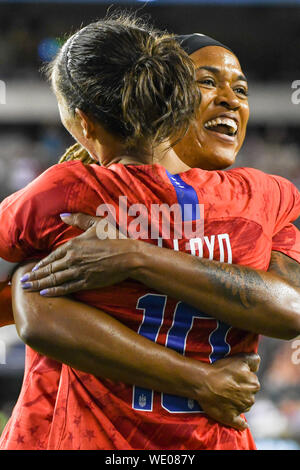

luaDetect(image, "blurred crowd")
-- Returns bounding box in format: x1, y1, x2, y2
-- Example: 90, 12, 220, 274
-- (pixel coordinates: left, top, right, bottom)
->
246, 337, 300, 450
1, 124, 300, 201
1, 4, 300, 83
0, 126, 72, 201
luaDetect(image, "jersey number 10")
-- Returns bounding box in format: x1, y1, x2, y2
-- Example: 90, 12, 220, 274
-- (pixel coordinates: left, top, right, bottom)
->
132, 293, 231, 414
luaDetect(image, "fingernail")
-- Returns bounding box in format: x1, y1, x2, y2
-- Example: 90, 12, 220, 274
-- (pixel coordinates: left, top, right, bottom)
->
22, 283, 32, 289
40, 289, 49, 296
20, 274, 29, 282
60, 213, 72, 218
32, 265, 39, 272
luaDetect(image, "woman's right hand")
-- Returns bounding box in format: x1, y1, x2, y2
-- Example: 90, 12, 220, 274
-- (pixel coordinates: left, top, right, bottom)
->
189, 353, 260, 431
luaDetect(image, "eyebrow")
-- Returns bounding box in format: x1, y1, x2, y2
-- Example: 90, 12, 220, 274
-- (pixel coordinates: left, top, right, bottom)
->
196, 65, 248, 83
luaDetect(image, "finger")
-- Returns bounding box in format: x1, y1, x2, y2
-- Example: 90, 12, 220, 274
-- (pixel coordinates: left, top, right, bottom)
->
21, 255, 71, 284
231, 415, 249, 431
38, 279, 86, 297
95, 218, 124, 240
60, 213, 99, 231
250, 376, 261, 393
26, 246, 68, 275
212, 411, 248, 431
242, 353, 261, 373
236, 397, 255, 414
21, 268, 79, 292
239, 373, 261, 394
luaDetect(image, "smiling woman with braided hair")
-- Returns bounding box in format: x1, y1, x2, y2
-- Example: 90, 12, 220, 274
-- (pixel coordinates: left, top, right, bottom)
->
0, 17, 299, 450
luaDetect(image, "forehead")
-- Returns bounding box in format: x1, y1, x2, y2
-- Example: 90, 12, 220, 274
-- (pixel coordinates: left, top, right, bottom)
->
190, 46, 245, 79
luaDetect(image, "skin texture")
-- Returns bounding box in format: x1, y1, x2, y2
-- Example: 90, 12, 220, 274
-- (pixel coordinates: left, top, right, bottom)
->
22, 214, 300, 340
13, 263, 260, 431
0, 43, 263, 431
22, 48, 298, 334
174, 47, 249, 170
2, 45, 299, 431
268, 251, 300, 289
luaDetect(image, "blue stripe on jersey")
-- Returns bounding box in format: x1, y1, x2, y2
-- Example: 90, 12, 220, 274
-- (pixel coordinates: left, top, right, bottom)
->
166, 170, 200, 221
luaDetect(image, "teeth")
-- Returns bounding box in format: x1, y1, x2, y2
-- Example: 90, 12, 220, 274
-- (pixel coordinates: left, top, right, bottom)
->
204, 117, 238, 134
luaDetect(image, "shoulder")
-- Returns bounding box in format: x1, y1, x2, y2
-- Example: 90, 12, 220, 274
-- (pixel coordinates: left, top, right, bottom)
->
226, 167, 298, 196
0, 161, 104, 211
228, 167, 300, 230
227, 166, 269, 184
29, 160, 92, 189
0, 161, 100, 259
29, 160, 107, 187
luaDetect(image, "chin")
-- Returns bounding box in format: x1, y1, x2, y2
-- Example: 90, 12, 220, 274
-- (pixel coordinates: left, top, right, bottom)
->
186, 151, 237, 171
209, 155, 236, 170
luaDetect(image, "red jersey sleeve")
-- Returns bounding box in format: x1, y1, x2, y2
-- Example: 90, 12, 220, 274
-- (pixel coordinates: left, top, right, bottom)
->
272, 223, 300, 263
232, 167, 300, 234
0, 162, 85, 265
268, 174, 300, 234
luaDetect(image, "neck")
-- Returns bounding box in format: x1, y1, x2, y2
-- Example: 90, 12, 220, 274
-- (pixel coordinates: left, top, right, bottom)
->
77, 119, 191, 174
101, 142, 191, 175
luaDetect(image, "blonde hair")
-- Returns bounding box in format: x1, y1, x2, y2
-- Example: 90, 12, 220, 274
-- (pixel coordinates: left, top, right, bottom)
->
59, 143, 94, 165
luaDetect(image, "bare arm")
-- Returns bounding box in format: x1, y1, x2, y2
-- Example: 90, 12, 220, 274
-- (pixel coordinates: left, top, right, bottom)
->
13, 263, 260, 431
130, 244, 300, 340
268, 251, 300, 289
22, 213, 300, 340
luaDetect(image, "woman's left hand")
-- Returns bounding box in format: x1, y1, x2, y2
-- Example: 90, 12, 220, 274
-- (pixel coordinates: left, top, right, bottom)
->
19, 213, 141, 296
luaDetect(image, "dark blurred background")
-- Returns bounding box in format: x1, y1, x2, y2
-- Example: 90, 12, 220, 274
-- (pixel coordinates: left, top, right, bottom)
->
0, 0, 300, 450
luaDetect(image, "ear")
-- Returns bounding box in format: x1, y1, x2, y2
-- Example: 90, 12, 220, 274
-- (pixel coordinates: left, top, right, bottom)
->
75, 108, 95, 139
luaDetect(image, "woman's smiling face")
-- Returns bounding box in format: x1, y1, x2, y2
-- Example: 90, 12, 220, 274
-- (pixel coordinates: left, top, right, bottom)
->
174, 46, 250, 170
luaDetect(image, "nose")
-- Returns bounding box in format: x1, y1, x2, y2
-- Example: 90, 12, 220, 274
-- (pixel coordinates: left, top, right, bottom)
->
214, 85, 241, 111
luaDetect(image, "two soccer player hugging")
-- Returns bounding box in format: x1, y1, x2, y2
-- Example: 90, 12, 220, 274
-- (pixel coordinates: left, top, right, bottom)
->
0, 14, 299, 450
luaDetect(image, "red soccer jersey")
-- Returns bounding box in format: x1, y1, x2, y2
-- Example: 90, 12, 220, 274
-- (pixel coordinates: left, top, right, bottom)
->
0, 161, 299, 450
272, 223, 300, 262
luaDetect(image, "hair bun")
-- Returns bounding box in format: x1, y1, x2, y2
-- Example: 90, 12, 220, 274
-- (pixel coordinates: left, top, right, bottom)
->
134, 55, 156, 70
50, 14, 201, 149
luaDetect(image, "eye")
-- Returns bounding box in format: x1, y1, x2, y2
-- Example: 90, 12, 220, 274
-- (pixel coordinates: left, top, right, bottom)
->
197, 77, 216, 87
233, 86, 249, 97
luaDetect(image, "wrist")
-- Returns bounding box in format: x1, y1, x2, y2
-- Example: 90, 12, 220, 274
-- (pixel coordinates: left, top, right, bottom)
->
174, 355, 212, 402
